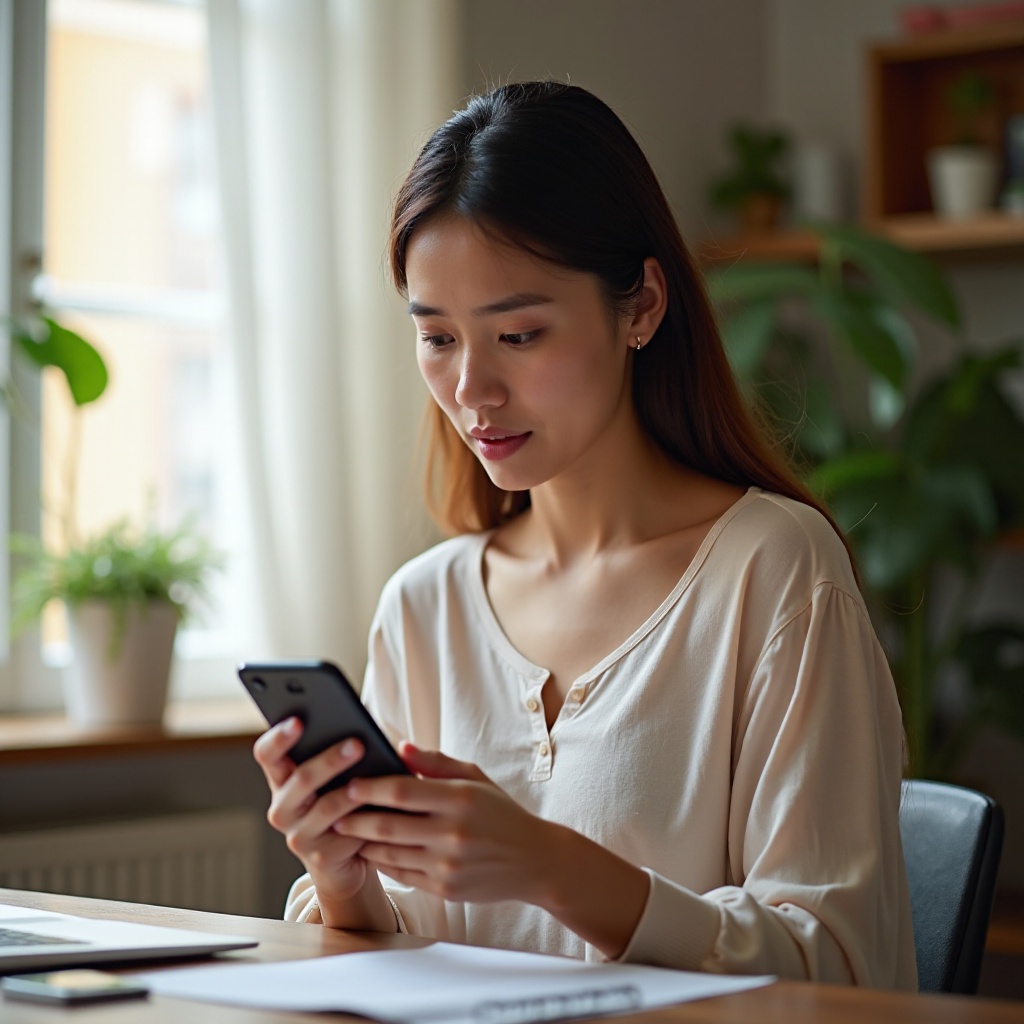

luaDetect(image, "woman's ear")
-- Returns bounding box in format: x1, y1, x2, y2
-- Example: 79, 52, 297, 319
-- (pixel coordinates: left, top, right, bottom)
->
628, 257, 668, 350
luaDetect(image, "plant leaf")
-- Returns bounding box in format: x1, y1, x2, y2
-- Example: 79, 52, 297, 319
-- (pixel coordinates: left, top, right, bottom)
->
9, 518, 224, 635
813, 223, 960, 328
821, 462, 995, 590
868, 375, 905, 430
721, 298, 777, 377
706, 264, 819, 305
920, 464, 998, 539
810, 449, 902, 496
809, 289, 909, 391
797, 379, 847, 460
956, 624, 1024, 743
11, 316, 108, 406
903, 341, 1024, 527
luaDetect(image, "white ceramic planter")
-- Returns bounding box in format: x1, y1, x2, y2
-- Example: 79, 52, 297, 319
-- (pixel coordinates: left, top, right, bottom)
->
64, 600, 179, 725
927, 146, 998, 219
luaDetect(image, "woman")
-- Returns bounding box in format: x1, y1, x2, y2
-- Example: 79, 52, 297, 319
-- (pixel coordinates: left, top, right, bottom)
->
254, 81, 917, 989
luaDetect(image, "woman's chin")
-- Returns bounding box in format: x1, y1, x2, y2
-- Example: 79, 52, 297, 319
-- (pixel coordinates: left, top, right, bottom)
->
477, 459, 546, 495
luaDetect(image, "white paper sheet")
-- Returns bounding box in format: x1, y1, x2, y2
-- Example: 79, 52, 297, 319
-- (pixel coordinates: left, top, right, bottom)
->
141, 942, 774, 1023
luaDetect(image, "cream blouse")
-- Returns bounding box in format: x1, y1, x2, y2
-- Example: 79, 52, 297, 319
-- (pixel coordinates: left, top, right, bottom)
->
285, 488, 918, 989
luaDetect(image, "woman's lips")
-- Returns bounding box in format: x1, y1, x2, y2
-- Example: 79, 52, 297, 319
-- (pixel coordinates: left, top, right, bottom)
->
472, 432, 531, 460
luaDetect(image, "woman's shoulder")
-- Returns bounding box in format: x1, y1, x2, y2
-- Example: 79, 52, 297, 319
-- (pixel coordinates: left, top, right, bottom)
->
375, 531, 487, 617
717, 488, 859, 597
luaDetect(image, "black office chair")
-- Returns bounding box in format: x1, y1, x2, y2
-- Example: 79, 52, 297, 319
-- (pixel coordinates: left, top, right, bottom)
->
899, 779, 1004, 994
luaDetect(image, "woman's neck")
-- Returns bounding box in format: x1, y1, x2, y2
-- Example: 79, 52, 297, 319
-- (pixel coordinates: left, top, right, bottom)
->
505, 421, 717, 568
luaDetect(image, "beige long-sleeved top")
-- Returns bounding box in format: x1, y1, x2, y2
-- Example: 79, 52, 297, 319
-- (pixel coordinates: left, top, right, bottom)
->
286, 487, 918, 989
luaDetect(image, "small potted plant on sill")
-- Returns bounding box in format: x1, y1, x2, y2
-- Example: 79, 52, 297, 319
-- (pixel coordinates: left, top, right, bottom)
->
5, 314, 224, 726
927, 70, 1000, 219
708, 123, 792, 234
11, 518, 221, 726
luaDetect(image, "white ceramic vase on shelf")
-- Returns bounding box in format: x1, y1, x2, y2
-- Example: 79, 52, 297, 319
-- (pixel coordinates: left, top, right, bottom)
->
927, 146, 999, 219
64, 600, 179, 725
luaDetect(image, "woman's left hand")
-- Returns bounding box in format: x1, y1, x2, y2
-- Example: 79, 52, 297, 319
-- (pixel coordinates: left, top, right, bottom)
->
332, 742, 557, 906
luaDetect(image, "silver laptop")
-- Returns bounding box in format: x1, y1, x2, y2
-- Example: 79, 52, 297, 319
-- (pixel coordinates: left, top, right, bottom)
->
0, 902, 257, 973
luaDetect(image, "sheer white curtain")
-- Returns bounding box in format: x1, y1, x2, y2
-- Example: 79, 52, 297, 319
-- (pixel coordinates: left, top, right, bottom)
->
206, 0, 459, 673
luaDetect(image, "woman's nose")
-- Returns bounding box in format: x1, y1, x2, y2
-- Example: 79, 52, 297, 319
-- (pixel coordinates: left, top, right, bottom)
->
455, 344, 506, 411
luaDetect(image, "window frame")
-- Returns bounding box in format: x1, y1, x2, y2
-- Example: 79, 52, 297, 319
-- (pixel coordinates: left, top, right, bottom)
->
1, 0, 57, 712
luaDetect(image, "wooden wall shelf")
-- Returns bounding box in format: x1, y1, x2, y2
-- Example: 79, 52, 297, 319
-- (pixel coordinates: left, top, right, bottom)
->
865, 22, 1024, 223
696, 230, 820, 265
870, 211, 1024, 254
700, 24, 1024, 267
697, 213, 1024, 266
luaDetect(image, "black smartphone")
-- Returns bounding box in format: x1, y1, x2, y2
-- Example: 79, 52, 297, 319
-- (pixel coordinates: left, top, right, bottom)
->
238, 659, 410, 797
1, 970, 149, 1005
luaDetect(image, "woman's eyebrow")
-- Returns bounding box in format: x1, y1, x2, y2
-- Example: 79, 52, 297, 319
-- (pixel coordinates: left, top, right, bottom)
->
408, 292, 554, 318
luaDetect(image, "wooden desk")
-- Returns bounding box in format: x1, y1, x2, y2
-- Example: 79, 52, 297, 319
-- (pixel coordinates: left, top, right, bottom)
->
1, 888, 1021, 1023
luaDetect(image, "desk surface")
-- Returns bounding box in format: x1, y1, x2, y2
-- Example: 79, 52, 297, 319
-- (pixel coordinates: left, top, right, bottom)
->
1, 889, 1021, 1024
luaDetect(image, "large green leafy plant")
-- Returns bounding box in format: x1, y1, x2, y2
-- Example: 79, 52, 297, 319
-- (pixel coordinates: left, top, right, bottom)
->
4, 315, 222, 650
708, 226, 1024, 778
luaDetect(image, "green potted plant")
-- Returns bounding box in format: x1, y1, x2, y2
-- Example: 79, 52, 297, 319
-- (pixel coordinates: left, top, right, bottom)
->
708, 225, 1024, 779
708, 123, 792, 234
927, 70, 999, 219
4, 314, 223, 725
11, 517, 221, 725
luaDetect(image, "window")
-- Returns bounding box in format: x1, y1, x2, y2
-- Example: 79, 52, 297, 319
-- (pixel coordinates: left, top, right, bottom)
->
2, 0, 247, 710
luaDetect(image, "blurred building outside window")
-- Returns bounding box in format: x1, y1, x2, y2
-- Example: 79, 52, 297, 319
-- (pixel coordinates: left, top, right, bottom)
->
27, 0, 246, 698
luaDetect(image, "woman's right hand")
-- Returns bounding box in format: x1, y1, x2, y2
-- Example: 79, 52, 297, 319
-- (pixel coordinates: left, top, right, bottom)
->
253, 717, 373, 906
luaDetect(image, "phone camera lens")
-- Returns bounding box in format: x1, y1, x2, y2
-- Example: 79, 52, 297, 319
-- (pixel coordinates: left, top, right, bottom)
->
250, 677, 267, 692
286, 678, 305, 694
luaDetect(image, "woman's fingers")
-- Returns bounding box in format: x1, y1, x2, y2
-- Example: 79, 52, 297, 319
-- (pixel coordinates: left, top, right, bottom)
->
399, 742, 491, 783
267, 738, 365, 832
345, 773, 480, 815
252, 717, 303, 788
285, 786, 368, 859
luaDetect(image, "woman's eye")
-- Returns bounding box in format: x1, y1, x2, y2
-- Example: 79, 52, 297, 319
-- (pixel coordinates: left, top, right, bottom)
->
502, 330, 540, 346
421, 333, 453, 349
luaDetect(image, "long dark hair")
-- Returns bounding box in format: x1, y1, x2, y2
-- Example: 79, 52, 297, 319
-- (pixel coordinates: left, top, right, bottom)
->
389, 81, 851, 559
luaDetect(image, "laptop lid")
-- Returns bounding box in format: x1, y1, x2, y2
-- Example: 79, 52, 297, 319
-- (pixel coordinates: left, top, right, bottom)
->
0, 903, 257, 973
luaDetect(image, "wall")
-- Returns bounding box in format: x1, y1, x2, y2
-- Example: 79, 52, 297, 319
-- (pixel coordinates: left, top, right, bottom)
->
461, 0, 772, 241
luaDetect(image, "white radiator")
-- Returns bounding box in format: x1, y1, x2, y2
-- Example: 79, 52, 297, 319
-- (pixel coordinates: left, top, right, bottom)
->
0, 809, 262, 915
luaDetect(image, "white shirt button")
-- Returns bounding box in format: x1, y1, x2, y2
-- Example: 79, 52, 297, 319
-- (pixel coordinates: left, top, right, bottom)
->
539, 742, 549, 757
526, 698, 539, 713
569, 689, 584, 703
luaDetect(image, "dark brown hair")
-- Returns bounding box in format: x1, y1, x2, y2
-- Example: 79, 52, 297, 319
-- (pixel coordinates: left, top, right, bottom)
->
389, 81, 850, 558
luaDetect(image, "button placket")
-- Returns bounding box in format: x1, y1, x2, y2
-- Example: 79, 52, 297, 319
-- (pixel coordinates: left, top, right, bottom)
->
533, 735, 553, 779
518, 676, 553, 780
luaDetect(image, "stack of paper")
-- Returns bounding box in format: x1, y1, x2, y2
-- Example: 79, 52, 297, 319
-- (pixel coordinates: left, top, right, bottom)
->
142, 941, 774, 1023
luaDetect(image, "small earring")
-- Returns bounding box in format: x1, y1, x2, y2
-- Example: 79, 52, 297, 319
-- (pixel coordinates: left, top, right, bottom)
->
634, 336, 644, 350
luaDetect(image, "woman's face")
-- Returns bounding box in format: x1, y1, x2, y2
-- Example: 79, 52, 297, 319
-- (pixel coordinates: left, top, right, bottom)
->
406, 217, 637, 494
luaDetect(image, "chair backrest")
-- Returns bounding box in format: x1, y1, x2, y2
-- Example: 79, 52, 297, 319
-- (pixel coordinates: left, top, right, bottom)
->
899, 779, 1004, 994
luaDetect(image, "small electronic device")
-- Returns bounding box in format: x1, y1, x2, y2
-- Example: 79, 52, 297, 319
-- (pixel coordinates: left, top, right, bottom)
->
238, 659, 411, 798
2, 969, 149, 1005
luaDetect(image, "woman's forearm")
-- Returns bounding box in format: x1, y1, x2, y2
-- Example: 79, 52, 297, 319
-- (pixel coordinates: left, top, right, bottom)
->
532, 823, 650, 959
